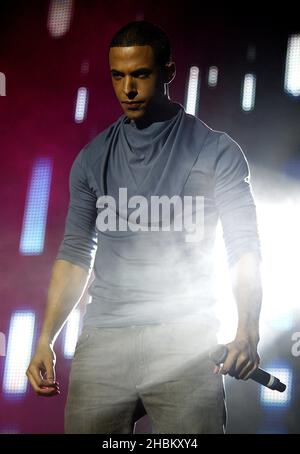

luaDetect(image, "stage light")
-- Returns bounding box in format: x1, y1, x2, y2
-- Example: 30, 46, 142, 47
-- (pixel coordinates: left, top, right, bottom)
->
80, 60, 90, 75
63, 308, 81, 358
19, 157, 53, 255
3, 311, 35, 394
47, 0, 73, 38
74, 87, 88, 123
260, 366, 292, 407
284, 34, 300, 97
0, 71, 6, 96
247, 44, 256, 62
185, 66, 200, 115
0, 331, 5, 356
257, 201, 300, 333
208, 66, 218, 87
241, 73, 256, 111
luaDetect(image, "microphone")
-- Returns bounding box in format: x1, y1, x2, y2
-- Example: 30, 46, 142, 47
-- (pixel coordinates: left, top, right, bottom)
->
209, 344, 286, 393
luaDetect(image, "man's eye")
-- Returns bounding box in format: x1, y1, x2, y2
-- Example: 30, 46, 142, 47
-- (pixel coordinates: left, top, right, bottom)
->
112, 74, 122, 79
138, 73, 149, 79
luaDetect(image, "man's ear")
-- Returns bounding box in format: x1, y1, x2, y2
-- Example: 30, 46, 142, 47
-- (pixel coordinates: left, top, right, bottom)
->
164, 62, 176, 84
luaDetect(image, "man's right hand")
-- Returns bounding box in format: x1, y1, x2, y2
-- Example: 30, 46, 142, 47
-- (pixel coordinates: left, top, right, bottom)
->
26, 340, 60, 397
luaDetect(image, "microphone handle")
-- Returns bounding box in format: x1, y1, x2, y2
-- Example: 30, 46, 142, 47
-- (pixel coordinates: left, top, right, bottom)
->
251, 368, 286, 392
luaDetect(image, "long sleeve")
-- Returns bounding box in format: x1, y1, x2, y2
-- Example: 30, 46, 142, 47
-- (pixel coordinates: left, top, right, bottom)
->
214, 133, 261, 267
56, 148, 98, 271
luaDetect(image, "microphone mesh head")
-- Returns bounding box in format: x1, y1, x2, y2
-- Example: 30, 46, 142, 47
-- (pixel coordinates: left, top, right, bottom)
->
209, 344, 228, 364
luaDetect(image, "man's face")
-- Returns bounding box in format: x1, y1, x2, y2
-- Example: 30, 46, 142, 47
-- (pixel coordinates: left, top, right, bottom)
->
109, 45, 165, 121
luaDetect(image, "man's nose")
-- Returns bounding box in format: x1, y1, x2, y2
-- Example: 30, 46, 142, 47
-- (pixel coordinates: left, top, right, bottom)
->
123, 76, 137, 99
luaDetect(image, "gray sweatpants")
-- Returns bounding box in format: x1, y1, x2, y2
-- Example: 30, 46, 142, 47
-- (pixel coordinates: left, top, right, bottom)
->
65, 321, 226, 434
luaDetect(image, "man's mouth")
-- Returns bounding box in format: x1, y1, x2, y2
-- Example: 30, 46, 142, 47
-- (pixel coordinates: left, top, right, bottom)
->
123, 101, 144, 109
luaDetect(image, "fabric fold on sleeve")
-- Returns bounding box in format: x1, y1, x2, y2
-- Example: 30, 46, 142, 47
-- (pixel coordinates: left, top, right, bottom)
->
56, 148, 98, 271
214, 133, 261, 267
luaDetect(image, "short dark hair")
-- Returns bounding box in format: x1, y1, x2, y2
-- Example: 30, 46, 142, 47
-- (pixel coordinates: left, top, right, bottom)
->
109, 20, 172, 68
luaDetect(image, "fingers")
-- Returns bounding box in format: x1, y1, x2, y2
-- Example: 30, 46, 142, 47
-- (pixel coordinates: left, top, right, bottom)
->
238, 361, 255, 379
215, 344, 260, 380
26, 362, 60, 397
40, 381, 60, 397
27, 370, 59, 396
213, 365, 221, 374
43, 358, 56, 384
239, 355, 260, 380
27, 361, 44, 389
219, 350, 239, 377
232, 353, 251, 378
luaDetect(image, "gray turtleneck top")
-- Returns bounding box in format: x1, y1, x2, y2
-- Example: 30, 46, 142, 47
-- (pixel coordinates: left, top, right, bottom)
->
56, 103, 261, 329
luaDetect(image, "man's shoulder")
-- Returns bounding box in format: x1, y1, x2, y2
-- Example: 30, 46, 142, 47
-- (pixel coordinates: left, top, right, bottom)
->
183, 110, 218, 140
77, 115, 124, 166
185, 111, 243, 157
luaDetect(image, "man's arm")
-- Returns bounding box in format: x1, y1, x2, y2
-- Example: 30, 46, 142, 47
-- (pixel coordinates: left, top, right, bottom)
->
213, 133, 262, 380
217, 251, 262, 379
27, 148, 98, 396
26, 259, 90, 396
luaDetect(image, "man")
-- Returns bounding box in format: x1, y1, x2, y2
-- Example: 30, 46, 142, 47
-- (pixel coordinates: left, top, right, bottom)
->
26, 21, 262, 434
